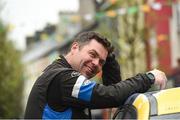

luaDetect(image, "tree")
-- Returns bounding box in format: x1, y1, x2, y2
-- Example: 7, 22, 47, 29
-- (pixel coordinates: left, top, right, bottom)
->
0, 21, 24, 118
94, 0, 147, 78
117, 0, 147, 77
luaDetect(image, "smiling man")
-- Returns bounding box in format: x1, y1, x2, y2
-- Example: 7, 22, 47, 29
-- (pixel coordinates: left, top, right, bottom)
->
66, 38, 107, 79
24, 31, 167, 119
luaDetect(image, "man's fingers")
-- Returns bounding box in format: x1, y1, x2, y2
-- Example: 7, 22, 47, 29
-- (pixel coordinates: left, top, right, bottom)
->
160, 78, 167, 90
160, 83, 165, 90
149, 69, 167, 90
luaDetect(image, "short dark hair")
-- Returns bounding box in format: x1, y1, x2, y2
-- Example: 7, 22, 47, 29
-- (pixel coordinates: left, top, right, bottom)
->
73, 31, 114, 54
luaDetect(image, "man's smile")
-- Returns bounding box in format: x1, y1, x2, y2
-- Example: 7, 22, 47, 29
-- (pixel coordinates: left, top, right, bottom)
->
84, 65, 96, 76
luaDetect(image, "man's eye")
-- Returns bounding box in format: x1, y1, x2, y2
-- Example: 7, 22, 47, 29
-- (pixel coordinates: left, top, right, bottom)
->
90, 53, 96, 58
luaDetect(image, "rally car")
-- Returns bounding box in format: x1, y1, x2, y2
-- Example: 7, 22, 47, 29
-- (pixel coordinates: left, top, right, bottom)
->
113, 87, 180, 119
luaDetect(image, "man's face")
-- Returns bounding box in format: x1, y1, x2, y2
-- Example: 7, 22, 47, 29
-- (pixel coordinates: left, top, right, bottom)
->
71, 39, 108, 79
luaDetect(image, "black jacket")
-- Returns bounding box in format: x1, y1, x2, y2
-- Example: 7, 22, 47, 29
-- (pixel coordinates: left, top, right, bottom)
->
24, 55, 153, 119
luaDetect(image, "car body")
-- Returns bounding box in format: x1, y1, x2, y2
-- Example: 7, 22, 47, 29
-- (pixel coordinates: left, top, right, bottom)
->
113, 87, 180, 119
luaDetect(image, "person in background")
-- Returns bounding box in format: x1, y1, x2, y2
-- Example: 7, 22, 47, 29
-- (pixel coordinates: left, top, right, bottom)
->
24, 31, 167, 119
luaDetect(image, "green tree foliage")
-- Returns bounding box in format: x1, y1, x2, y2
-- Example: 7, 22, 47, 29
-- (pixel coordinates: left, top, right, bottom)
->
95, 1, 120, 56
0, 22, 24, 118
117, 0, 147, 77
95, 0, 147, 78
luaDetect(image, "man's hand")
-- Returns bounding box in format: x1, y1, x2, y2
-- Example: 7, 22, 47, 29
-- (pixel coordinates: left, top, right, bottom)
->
148, 69, 167, 89
102, 53, 121, 86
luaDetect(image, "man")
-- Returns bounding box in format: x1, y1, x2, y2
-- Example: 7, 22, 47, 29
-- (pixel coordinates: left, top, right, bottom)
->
24, 31, 167, 119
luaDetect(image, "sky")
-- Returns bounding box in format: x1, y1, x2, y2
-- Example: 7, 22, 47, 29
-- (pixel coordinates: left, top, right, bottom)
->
1, 0, 79, 50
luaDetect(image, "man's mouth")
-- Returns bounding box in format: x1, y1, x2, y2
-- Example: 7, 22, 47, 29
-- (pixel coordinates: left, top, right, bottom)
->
87, 66, 93, 73
86, 65, 95, 75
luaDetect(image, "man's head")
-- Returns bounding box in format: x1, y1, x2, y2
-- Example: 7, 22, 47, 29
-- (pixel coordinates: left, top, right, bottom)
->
65, 31, 113, 79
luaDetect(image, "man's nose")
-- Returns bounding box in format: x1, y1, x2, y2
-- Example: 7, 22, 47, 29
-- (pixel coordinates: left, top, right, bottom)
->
92, 58, 100, 66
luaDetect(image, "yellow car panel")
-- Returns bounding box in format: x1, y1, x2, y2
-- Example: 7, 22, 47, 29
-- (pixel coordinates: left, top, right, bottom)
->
113, 87, 180, 120
153, 87, 180, 115
132, 94, 149, 120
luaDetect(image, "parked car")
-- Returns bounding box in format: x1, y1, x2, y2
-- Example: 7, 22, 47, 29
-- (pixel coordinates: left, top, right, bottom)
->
113, 87, 180, 119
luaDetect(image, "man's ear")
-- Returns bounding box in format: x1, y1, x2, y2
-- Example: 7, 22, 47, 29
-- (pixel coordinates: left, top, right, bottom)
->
71, 42, 79, 52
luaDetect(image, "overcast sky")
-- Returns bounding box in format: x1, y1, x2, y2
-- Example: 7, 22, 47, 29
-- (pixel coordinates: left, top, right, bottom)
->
1, 0, 79, 50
